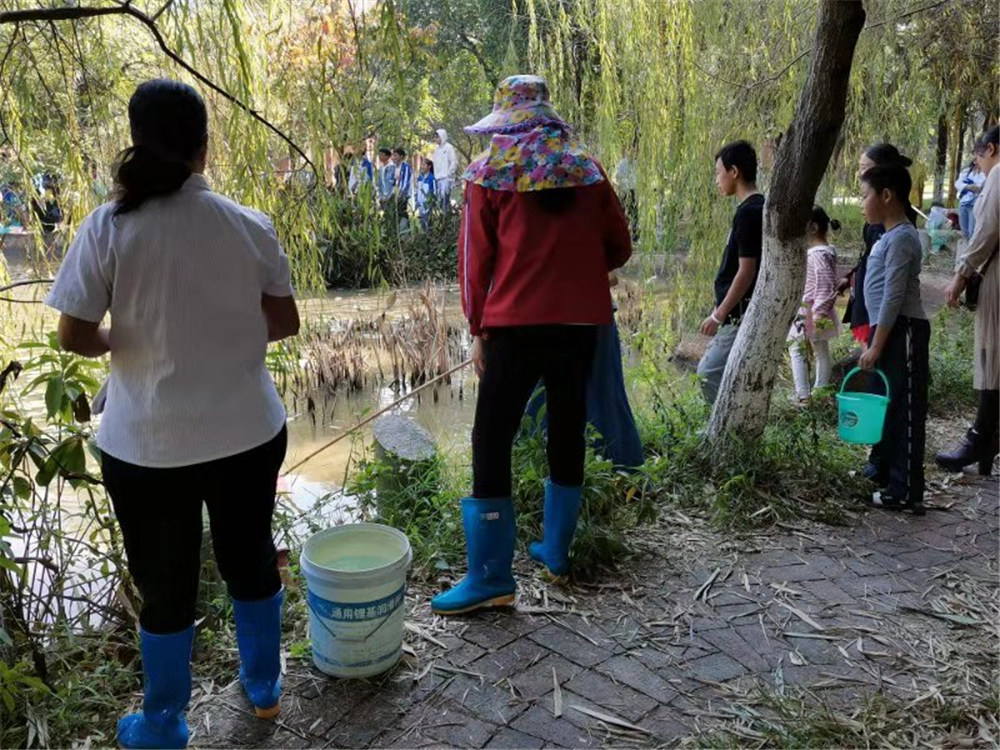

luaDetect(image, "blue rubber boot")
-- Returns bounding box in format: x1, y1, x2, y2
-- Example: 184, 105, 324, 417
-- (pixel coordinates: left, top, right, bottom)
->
117, 626, 194, 750
232, 587, 284, 719
529, 480, 582, 580
431, 497, 516, 615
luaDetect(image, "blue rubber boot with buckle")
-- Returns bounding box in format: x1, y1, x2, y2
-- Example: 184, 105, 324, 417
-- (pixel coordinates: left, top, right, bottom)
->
232, 587, 284, 719
431, 497, 516, 615
528, 480, 582, 580
117, 625, 195, 749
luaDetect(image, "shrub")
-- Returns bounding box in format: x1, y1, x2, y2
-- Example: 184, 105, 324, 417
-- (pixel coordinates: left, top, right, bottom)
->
928, 306, 977, 417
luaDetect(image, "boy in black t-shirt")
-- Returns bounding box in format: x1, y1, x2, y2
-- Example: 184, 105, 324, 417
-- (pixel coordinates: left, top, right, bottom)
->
697, 140, 765, 405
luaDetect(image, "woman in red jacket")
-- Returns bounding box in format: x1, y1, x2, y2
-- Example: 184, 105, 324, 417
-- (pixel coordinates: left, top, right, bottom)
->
432, 75, 632, 615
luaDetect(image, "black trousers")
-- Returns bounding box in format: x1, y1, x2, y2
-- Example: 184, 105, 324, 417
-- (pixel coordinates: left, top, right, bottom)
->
870, 317, 930, 505
102, 427, 287, 634
473, 326, 597, 498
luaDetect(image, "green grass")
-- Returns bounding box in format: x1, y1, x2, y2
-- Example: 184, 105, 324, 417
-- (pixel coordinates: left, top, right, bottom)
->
348, 415, 655, 580
929, 306, 978, 417
632, 374, 868, 532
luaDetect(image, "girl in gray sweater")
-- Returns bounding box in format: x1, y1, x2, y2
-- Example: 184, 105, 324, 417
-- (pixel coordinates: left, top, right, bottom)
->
858, 163, 929, 514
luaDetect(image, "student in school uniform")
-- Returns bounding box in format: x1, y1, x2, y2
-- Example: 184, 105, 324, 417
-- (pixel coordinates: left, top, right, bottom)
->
392, 147, 413, 233
416, 158, 436, 230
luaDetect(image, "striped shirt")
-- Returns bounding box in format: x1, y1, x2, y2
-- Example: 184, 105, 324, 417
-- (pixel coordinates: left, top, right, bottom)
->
804, 244, 839, 319
45, 174, 291, 468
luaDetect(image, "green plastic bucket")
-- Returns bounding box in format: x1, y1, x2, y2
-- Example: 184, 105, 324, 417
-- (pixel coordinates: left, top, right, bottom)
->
836, 367, 890, 444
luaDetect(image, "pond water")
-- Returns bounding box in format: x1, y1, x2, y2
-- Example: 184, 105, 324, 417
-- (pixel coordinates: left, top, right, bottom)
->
2, 240, 479, 518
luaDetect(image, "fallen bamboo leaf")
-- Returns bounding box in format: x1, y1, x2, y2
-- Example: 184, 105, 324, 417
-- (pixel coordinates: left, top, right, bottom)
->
432, 663, 484, 679
552, 667, 563, 718
777, 601, 826, 631
784, 631, 839, 640
548, 615, 600, 647
568, 705, 651, 734
899, 606, 984, 627
694, 568, 721, 601
405, 622, 448, 648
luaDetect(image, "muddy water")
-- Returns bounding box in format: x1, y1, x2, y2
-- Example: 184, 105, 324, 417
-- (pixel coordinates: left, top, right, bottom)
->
2, 249, 478, 513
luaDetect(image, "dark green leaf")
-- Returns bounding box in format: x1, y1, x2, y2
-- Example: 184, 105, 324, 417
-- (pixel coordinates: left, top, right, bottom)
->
44, 377, 65, 419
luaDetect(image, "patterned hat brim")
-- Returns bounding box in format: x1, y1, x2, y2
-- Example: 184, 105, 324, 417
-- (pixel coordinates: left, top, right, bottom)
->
465, 104, 568, 135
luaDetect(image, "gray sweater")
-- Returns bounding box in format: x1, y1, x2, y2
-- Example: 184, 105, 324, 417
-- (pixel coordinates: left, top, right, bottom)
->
864, 222, 926, 328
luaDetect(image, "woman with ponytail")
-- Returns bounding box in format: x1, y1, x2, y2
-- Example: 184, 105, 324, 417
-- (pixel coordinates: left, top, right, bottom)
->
45, 79, 300, 749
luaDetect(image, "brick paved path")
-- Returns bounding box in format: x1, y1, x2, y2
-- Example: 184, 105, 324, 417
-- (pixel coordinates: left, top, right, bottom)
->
189, 443, 998, 748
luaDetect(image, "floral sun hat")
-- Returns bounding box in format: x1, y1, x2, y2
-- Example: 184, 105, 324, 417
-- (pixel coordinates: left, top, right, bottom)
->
462, 125, 605, 192
462, 75, 604, 193
465, 75, 567, 135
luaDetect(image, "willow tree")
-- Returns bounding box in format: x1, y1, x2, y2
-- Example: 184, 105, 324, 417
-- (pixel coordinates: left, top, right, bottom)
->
707, 0, 866, 442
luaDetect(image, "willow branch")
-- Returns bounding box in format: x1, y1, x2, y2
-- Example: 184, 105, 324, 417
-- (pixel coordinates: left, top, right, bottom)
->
716, 0, 955, 96
0, 279, 54, 294
0, 3, 317, 184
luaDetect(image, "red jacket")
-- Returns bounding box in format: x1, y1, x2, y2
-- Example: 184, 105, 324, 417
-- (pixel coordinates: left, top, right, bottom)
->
458, 176, 632, 336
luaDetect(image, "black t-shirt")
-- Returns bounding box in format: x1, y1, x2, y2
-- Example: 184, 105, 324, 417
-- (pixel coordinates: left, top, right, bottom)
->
714, 193, 765, 324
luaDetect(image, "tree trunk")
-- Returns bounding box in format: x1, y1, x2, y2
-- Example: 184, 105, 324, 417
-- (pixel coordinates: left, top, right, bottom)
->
933, 114, 948, 205
949, 103, 966, 206
706, 0, 865, 444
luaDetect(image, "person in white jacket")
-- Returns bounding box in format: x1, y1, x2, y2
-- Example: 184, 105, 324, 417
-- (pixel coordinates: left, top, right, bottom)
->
432, 128, 458, 209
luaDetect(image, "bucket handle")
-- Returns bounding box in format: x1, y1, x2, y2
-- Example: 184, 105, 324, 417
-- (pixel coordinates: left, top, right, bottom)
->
307, 595, 401, 645
840, 367, 890, 400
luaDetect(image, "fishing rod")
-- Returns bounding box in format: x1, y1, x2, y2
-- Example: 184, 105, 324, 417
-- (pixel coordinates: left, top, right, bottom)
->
283, 357, 473, 476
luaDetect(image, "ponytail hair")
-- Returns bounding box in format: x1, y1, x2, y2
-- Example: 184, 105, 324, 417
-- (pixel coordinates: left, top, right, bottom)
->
864, 142, 913, 168
113, 79, 208, 216
809, 205, 841, 236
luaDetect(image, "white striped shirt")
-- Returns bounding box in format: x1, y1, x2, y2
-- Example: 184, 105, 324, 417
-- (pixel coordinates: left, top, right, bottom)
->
46, 174, 291, 468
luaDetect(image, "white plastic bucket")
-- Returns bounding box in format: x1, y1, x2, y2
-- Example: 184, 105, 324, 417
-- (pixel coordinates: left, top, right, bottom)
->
300, 523, 412, 678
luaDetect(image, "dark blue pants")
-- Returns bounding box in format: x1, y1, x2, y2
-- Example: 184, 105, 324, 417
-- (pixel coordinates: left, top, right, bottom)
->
525, 320, 644, 469
869, 317, 930, 505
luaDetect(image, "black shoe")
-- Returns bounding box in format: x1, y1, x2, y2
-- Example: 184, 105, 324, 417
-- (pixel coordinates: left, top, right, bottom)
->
867, 491, 926, 516
935, 429, 998, 476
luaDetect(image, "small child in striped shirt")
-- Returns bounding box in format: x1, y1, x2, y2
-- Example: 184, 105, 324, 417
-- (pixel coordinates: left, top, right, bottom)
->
788, 205, 842, 402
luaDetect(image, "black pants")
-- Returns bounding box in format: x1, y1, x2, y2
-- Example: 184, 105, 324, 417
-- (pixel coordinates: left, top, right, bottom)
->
473, 326, 597, 498
870, 317, 930, 505
102, 427, 287, 634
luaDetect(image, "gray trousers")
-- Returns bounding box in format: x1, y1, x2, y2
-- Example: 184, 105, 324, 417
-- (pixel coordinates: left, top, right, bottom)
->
696, 324, 739, 405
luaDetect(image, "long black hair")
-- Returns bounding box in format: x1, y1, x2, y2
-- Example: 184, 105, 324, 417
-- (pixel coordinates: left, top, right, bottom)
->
112, 79, 208, 216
